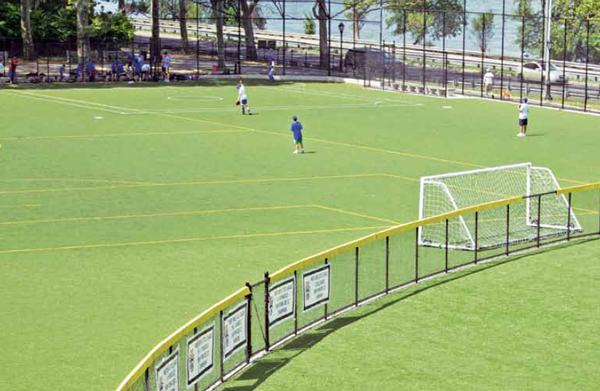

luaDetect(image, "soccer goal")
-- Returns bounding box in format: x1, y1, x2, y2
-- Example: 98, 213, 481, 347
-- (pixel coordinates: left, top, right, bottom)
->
418, 163, 581, 250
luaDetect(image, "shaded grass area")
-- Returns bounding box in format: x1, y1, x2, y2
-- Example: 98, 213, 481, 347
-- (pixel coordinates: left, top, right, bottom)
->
226, 239, 600, 391
0, 80, 598, 391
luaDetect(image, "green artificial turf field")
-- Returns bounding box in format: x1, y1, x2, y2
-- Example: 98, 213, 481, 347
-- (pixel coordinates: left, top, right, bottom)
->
0, 80, 598, 391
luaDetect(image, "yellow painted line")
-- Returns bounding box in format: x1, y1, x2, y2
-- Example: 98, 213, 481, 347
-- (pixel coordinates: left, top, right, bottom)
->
0, 173, 385, 196
0, 178, 156, 185
0, 225, 389, 255
0, 205, 311, 226
312, 204, 400, 225
0, 129, 246, 141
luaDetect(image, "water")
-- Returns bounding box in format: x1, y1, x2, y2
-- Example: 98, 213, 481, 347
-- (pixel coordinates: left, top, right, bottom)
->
96, 0, 543, 57
259, 0, 542, 57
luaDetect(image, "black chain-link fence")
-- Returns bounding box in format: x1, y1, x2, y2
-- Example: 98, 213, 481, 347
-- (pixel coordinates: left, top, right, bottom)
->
2, 2, 600, 113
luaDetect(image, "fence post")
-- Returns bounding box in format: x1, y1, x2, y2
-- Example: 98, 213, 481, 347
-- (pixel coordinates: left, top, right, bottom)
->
506, 204, 510, 256
461, 1, 467, 95
294, 270, 298, 334
584, 20, 590, 112
445, 219, 449, 272
500, 0, 506, 100
144, 367, 149, 391
219, 310, 225, 381
566, 192, 572, 241
474, 211, 479, 264
324, 259, 329, 319
244, 283, 252, 363
385, 237, 390, 293
537, 195, 542, 248
415, 227, 419, 283
263, 272, 270, 351
354, 247, 359, 305
561, 18, 568, 109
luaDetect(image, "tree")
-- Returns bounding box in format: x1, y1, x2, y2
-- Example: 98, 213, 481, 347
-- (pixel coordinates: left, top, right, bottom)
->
312, 0, 329, 69
179, 0, 191, 54
76, 0, 91, 63
211, 0, 226, 70
514, 0, 600, 62
20, 0, 35, 60
240, 0, 260, 61
304, 13, 316, 35
471, 11, 494, 52
343, 0, 378, 40
386, 0, 465, 45
151, 0, 161, 69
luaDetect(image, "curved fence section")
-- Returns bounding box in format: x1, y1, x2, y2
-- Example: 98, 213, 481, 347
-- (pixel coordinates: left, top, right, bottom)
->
116, 182, 600, 391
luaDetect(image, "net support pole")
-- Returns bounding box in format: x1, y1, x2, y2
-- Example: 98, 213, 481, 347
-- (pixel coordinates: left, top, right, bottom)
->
263, 272, 270, 351
244, 283, 252, 363
415, 228, 419, 283
567, 193, 572, 241
354, 247, 359, 305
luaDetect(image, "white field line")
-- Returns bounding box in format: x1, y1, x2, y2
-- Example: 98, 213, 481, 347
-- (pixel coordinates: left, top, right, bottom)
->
275, 85, 422, 105
3, 91, 130, 115
121, 102, 418, 115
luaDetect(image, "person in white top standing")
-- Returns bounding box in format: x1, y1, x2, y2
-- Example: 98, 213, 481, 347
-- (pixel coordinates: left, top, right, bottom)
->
483, 68, 494, 97
236, 80, 252, 115
518, 97, 529, 137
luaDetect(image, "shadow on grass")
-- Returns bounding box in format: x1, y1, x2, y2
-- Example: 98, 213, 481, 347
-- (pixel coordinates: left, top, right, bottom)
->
221, 237, 598, 391
0, 79, 337, 92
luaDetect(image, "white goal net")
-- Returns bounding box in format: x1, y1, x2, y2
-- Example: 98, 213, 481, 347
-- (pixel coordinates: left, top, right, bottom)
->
418, 163, 581, 250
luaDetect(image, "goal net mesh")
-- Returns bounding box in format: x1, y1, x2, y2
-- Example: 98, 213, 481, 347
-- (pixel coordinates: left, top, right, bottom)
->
419, 163, 581, 250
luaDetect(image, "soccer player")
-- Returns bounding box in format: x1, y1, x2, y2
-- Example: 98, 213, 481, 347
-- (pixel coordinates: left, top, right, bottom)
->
518, 97, 529, 137
237, 80, 252, 115
290, 115, 304, 154
484, 68, 494, 97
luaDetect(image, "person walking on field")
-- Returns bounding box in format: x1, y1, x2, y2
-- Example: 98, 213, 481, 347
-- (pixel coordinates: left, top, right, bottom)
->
518, 97, 529, 138
290, 116, 304, 154
484, 68, 494, 97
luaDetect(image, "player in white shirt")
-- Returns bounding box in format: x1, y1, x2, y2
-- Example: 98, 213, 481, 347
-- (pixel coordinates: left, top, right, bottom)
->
518, 97, 529, 137
236, 80, 252, 115
483, 68, 494, 97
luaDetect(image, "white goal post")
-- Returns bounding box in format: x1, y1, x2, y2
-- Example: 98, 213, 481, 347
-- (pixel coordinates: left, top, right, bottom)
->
418, 163, 582, 250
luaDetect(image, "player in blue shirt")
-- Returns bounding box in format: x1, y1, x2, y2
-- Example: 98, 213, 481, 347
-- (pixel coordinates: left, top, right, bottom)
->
290, 115, 304, 154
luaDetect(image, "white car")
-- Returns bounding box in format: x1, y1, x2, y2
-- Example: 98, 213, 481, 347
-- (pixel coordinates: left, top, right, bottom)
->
519, 61, 566, 84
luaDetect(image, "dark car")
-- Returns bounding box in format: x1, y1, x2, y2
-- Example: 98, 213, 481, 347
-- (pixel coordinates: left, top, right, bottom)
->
344, 48, 398, 72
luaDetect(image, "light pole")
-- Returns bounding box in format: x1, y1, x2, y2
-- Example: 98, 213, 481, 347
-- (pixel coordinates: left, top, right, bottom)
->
544, 0, 553, 100
338, 22, 345, 72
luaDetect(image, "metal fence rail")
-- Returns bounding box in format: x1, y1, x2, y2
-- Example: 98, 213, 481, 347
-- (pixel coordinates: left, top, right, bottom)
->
115, 182, 600, 391
2, 5, 600, 113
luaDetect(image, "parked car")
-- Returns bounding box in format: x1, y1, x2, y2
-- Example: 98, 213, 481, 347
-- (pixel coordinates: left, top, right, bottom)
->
344, 48, 398, 72
518, 61, 566, 84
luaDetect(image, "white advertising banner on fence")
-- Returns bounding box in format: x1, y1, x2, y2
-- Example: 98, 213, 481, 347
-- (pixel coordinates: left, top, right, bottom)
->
156, 348, 179, 391
186, 323, 214, 388
303, 264, 331, 311
268, 277, 295, 329
223, 302, 247, 361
